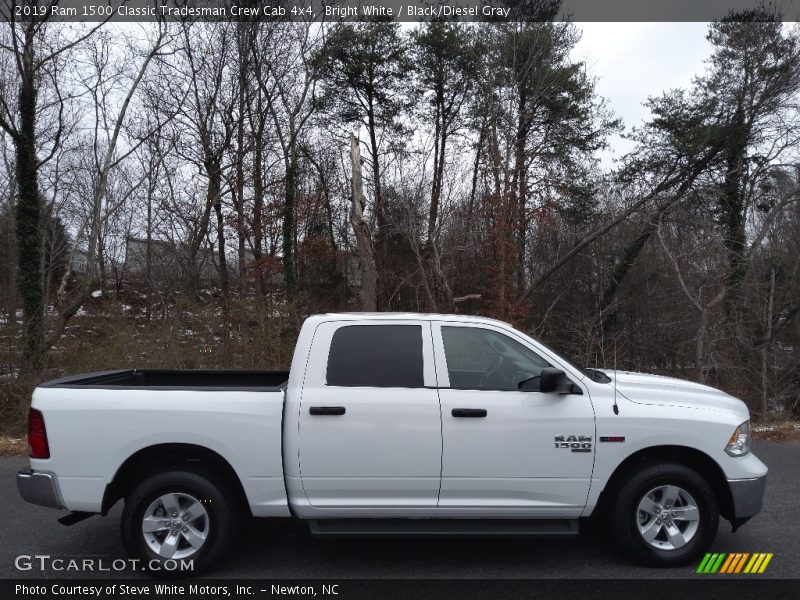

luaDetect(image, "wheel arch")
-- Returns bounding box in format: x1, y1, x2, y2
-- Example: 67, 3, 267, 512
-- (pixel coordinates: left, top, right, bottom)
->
595, 445, 734, 521
101, 443, 251, 517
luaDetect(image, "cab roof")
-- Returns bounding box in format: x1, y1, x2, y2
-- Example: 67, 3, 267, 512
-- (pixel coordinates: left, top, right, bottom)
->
316, 312, 513, 328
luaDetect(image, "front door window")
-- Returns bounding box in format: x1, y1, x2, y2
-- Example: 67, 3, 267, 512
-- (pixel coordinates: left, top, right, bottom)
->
441, 326, 551, 391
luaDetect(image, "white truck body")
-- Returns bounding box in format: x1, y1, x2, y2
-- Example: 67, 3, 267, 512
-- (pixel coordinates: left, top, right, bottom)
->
18, 313, 768, 570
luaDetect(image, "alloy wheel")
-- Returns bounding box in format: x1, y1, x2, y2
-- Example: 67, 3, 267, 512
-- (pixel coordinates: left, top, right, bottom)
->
636, 484, 700, 550
141, 492, 210, 560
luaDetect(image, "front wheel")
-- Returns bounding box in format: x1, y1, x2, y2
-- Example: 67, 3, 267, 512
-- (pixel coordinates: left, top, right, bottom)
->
610, 462, 718, 567
121, 468, 238, 576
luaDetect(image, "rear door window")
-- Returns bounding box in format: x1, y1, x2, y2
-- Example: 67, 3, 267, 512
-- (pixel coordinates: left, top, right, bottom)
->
326, 325, 424, 388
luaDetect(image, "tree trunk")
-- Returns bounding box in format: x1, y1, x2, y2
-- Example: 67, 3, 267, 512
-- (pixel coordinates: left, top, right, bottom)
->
236, 23, 248, 299
366, 99, 385, 306
96, 231, 107, 293
213, 181, 230, 313
424, 89, 454, 311
321, 171, 336, 252
366, 105, 383, 236
468, 120, 485, 215
252, 129, 267, 299
186, 180, 215, 296
695, 309, 709, 383
235, 151, 247, 298
14, 38, 45, 374
513, 88, 529, 293
721, 109, 749, 312
145, 180, 153, 323
761, 265, 775, 417
350, 134, 377, 312
427, 89, 445, 245
282, 142, 297, 295
3, 173, 18, 332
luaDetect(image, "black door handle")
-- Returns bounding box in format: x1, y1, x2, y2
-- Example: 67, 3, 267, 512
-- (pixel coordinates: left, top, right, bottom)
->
452, 408, 487, 418
309, 406, 346, 416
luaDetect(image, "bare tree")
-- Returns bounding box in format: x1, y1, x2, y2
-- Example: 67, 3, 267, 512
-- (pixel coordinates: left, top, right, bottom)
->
47, 24, 170, 353
250, 21, 321, 295
350, 134, 376, 311
0, 3, 107, 373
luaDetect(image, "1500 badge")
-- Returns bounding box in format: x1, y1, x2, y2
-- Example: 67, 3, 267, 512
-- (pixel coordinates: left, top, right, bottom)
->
555, 435, 592, 453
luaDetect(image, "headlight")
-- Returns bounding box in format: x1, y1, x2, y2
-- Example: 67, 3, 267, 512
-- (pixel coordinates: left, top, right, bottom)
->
725, 420, 751, 457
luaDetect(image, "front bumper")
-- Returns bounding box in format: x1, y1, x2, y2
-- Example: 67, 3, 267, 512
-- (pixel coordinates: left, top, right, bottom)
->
727, 474, 766, 530
17, 469, 64, 509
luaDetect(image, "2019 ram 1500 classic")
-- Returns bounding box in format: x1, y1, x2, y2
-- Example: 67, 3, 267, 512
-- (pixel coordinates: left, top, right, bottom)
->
17, 313, 767, 573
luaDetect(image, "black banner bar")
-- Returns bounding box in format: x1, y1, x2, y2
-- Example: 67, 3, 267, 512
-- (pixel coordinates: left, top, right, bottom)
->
2, 0, 800, 23
3, 579, 800, 600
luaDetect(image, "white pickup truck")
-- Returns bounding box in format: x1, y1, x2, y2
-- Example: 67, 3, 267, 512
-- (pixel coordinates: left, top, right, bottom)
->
18, 313, 767, 573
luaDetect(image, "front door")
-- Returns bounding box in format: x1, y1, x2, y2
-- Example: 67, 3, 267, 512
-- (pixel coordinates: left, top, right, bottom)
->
298, 320, 442, 510
434, 322, 595, 517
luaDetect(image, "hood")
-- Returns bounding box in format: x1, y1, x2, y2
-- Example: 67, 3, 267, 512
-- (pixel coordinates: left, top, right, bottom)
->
597, 370, 749, 416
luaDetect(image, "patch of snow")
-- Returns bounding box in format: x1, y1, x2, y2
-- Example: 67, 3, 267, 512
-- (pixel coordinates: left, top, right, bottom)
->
754, 424, 800, 432
90, 290, 102, 298
76, 307, 88, 317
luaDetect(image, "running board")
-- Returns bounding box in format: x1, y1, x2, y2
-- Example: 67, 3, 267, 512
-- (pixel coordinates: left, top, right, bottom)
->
309, 518, 579, 537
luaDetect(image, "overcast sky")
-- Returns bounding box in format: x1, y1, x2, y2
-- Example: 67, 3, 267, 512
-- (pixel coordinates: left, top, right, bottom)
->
573, 22, 713, 168
106, 21, 717, 172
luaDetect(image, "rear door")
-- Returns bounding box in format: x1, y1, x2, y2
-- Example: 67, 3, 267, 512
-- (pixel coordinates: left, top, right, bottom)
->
298, 320, 442, 510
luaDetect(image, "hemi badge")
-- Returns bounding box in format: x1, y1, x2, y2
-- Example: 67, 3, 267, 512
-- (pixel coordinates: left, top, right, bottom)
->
600, 436, 625, 443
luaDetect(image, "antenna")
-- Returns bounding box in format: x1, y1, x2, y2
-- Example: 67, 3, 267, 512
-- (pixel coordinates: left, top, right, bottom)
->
612, 344, 619, 415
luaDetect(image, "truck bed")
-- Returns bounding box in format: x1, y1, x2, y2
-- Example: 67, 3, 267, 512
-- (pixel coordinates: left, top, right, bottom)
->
38, 369, 290, 390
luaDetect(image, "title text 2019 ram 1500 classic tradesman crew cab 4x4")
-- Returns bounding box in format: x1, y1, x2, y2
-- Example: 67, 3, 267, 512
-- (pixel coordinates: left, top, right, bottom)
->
17, 313, 767, 573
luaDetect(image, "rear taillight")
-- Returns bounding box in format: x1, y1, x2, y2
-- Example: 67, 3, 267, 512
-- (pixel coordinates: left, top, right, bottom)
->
28, 408, 50, 459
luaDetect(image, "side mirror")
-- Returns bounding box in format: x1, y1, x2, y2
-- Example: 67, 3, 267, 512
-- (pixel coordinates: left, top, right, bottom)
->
539, 368, 573, 394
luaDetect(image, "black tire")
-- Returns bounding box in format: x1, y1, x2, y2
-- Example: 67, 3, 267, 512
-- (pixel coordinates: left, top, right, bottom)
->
121, 468, 238, 577
610, 462, 718, 567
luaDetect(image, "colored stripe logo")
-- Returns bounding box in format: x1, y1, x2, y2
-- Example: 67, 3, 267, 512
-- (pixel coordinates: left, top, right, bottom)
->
696, 552, 773, 574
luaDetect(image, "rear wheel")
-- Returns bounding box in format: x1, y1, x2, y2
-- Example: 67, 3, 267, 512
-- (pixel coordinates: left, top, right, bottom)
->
610, 462, 718, 566
121, 468, 237, 576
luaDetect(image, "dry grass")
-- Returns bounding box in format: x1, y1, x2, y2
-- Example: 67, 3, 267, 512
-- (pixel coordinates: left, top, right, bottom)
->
1, 297, 300, 437
0, 435, 26, 457
0, 379, 35, 437
752, 421, 800, 443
